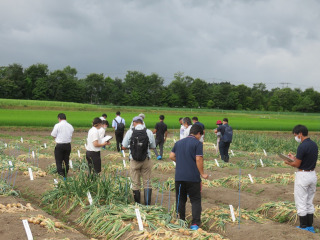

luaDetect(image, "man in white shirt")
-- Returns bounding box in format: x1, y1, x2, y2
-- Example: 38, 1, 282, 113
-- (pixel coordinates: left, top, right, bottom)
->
182, 117, 192, 139
179, 117, 184, 140
112, 111, 126, 152
51, 113, 74, 178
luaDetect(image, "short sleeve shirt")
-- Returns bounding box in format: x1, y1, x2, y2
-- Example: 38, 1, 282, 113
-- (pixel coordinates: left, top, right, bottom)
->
86, 127, 101, 152
296, 138, 318, 171
171, 135, 203, 182
154, 121, 167, 140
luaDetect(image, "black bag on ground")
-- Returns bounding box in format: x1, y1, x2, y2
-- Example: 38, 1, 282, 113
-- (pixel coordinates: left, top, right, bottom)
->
222, 125, 233, 143
130, 128, 149, 161
114, 119, 125, 132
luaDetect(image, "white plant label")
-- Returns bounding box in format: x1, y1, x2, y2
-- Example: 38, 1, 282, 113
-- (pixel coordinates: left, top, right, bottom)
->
44, 143, 47, 148
21, 137, 23, 143
215, 159, 220, 167
229, 205, 236, 222
87, 191, 93, 205
248, 174, 254, 183
8, 161, 13, 171
22, 219, 34, 240
78, 150, 81, 158
4, 143, 7, 148
173, 139, 176, 143
135, 208, 144, 231
32, 151, 35, 159
123, 159, 126, 168
263, 149, 267, 156
69, 160, 73, 169
231, 150, 235, 156
54, 179, 58, 185
173, 161, 176, 166
122, 150, 125, 158
28, 168, 34, 181
260, 159, 264, 167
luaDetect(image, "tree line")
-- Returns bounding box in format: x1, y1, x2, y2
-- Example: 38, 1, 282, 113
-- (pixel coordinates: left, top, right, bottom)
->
1, 63, 320, 112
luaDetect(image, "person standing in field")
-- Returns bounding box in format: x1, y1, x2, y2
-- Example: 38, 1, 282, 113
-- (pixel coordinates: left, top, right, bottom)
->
192, 117, 205, 142
85, 118, 111, 175
51, 113, 74, 178
122, 116, 156, 205
112, 111, 125, 152
182, 117, 192, 139
169, 124, 208, 230
214, 120, 222, 154
179, 117, 184, 140
284, 125, 318, 233
100, 113, 109, 128
214, 118, 233, 162
153, 115, 168, 160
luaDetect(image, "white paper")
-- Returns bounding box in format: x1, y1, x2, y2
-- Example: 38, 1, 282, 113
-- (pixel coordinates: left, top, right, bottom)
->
21, 137, 23, 143
229, 205, 236, 222
69, 160, 73, 169
8, 161, 13, 171
28, 168, 34, 181
123, 159, 126, 168
231, 150, 235, 156
78, 150, 80, 158
87, 191, 93, 205
44, 143, 47, 148
215, 159, 220, 167
22, 219, 34, 240
32, 151, 35, 159
122, 150, 125, 158
263, 149, 267, 156
260, 159, 264, 167
102, 135, 113, 142
248, 174, 254, 183
135, 208, 144, 231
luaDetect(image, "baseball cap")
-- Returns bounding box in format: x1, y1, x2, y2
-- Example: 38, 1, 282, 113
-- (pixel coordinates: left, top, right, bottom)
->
216, 120, 222, 125
132, 116, 143, 122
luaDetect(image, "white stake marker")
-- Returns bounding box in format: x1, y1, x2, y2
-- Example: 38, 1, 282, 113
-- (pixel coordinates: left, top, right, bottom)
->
260, 159, 264, 167
229, 205, 236, 222
32, 151, 35, 159
54, 179, 58, 185
21, 137, 24, 143
28, 168, 34, 181
135, 208, 144, 231
248, 174, 254, 183
44, 143, 47, 148
22, 219, 34, 240
87, 191, 93, 205
263, 149, 267, 156
8, 161, 13, 171
122, 150, 125, 158
78, 150, 81, 158
4, 143, 7, 148
215, 159, 220, 167
173, 139, 176, 143
173, 161, 176, 166
231, 150, 235, 156
69, 160, 73, 169
123, 159, 126, 168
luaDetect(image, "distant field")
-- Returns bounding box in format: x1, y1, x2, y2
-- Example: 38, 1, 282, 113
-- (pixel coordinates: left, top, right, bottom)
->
1, 99, 320, 131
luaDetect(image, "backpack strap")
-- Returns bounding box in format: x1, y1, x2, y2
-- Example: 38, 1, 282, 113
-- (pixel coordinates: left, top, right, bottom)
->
114, 119, 119, 124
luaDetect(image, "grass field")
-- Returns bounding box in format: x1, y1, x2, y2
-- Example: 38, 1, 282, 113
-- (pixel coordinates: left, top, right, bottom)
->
1, 99, 320, 131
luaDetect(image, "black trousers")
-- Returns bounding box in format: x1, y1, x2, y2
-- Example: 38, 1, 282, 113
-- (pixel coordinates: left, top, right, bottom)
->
219, 141, 231, 161
115, 130, 124, 152
54, 143, 71, 177
86, 151, 101, 174
175, 181, 202, 226
154, 138, 164, 157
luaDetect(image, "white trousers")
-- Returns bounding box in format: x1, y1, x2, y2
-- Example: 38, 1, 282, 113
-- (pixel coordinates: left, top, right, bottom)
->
294, 171, 317, 216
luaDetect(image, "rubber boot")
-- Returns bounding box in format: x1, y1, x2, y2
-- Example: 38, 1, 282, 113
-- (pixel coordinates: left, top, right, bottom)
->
307, 214, 315, 233
144, 188, 152, 206
224, 156, 229, 163
133, 190, 140, 204
297, 215, 308, 230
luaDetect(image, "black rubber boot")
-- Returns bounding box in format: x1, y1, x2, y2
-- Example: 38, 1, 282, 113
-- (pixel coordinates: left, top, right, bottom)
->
299, 215, 308, 229
224, 156, 229, 163
144, 188, 152, 206
307, 214, 314, 227
133, 190, 140, 204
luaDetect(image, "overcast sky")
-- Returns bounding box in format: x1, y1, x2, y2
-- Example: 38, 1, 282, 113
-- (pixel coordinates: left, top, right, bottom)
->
1, 0, 320, 90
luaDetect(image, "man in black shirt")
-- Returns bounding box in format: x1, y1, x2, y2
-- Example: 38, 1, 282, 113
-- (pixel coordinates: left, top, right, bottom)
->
285, 125, 318, 233
153, 115, 168, 160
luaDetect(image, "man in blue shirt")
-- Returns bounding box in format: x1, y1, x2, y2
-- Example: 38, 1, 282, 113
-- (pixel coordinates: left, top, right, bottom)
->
169, 124, 208, 230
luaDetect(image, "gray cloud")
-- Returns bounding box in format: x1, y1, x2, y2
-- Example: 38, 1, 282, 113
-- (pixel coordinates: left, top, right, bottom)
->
1, 0, 319, 90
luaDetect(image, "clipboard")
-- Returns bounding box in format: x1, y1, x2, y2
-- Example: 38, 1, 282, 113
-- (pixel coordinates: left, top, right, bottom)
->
278, 154, 294, 162
101, 135, 113, 142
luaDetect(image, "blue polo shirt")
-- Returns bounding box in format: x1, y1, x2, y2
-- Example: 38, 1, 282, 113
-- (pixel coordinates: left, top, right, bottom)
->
296, 138, 318, 171
171, 135, 203, 182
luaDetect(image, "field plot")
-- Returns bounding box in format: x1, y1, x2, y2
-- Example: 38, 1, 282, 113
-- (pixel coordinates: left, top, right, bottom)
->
1, 129, 320, 239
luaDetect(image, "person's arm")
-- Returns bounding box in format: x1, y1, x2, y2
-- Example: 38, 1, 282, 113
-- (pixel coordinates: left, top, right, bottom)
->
196, 156, 208, 179
153, 129, 157, 134
164, 131, 168, 142
148, 130, 156, 149
169, 152, 176, 162
51, 125, 58, 138
93, 140, 110, 147
121, 131, 131, 150
285, 153, 302, 168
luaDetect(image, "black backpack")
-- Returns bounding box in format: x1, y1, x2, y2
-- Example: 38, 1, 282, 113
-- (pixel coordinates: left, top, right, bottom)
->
130, 128, 149, 161
222, 125, 233, 143
114, 119, 125, 132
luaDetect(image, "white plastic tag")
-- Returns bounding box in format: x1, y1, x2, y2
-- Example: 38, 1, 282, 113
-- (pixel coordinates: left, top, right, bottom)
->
260, 159, 264, 167
122, 150, 125, 158
135, 208, 144, 231
54, 179, 58, 185
215, 159, 220, 167
78, 150, 81, 158
123, 159, 126, 168
87, 191, 93, 205
22, 219, 34, 240
21, 137, 24, 143
69, 160, 73, 169
4, 143, 7, 148
44, 143, 47, 148
229, 205, 236, 222
231, 150, 235, 156
8, 161, 13, 171
32, 151, 35, 159
173, 139, 176, 143
173, 161, 176, 166
248, 174, 254, 183
28, 168, 34, 181
263, 149, 267, 156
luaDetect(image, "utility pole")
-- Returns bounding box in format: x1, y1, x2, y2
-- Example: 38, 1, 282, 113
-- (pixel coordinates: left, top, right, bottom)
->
280, 82, 291, 88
